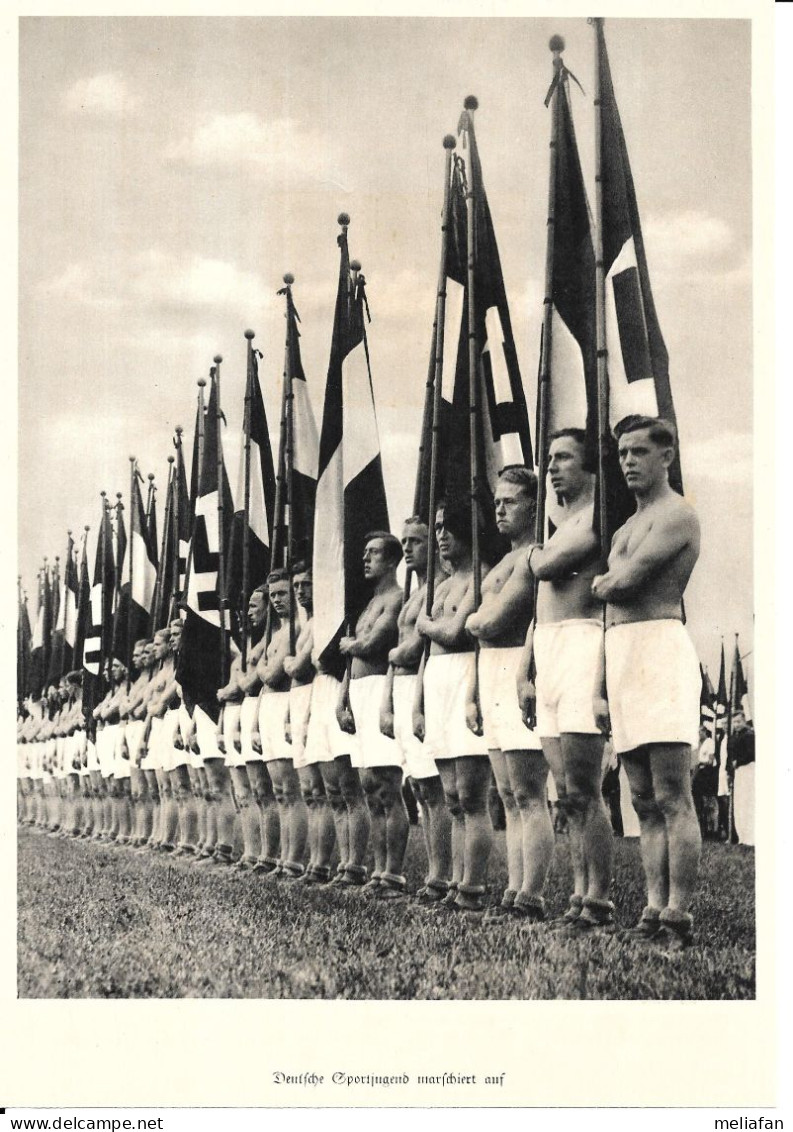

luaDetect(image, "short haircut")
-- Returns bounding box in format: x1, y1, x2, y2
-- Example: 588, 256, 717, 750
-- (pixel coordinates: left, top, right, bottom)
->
548, 427, 596, 473
435, 497, 474, 548
65, 670, 82, 686
497, 465, 538, 499
252, 583, 268, 597
134, 638, 152, 649
364, 530, 403, 566
154, 627, 171, 641
267, 568, 290, 586
402, 516, 429, 535
169, 619, 182, 630
291, 561, 312, 578
614, 415, 677, 451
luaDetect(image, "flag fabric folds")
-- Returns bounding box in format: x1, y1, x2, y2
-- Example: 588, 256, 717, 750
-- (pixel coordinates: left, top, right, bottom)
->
17, 589, 33, 703
699, 664, 716, 734
731, 638, 751, 722
284, 286, 319, 568
715, 641, 728, 732
177, 368, 233, 719
416, 105, 533, 560
226, 346, 277, 639
595, 19, 682, 538
73, 535, 91, 675
117, 469, 159, 666
313, 224, 390, 676
29, 567, 54, 699
48, 535, 79, 683
83, 502, 116, 719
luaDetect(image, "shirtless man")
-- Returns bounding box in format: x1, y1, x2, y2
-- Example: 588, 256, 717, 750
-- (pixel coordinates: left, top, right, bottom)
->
256, 570, 308, 878
416, 499, 491, 915
60, 672, 85, 837
163, 620, 201, 857
140, 630, 176, 850
518, 431, 614, 933
381, 519, 451, 903
592, 416, 701, 950
217, 626, 261, 870
119, 639, 154, 847
340, 533, 406, 897
93, 660, 127, 841
466, 467, 552, 923
232, 585, 281, 874
135, 640, 163, 848
283, 565, 337, 885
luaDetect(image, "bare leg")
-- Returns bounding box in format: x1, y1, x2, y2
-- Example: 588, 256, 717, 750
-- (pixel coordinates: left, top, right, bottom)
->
506, 749, 554, 903
231, 766, 259, 862
171, 765, 198, 851
320, 760, 349, 872
488, 750, 522, 894
361, 769, 387, 876
456, 756, 493, 893
436, 759, 464, 886
621, 751, 669, 911
245, 762, 278, 864
562, 733, 612, 903
649, 744, 701, 914
337, 757, 370, 870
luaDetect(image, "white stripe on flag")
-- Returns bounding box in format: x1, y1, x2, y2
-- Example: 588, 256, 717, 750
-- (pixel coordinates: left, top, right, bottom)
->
549, 304, 589, 434
312, 445, 344, 660
605, 236, 658, 427
442, 279, 465, 403
63, 591, 77, 648
32, 605, 44, 650
342, 343, 382, 486
131, 529, 157, 611
483, 305, 512, 407
248, 437, 269, 547
293, 379, 319, 480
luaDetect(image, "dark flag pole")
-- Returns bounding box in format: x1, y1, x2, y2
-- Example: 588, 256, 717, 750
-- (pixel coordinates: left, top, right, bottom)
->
241, 330, 255, 669
591, 16, 610, 569
265, 343, 289, 651
424, 133, 458, 620
462, 95, 482, 612
283, 278, 298, 655
182, 379, 207, 603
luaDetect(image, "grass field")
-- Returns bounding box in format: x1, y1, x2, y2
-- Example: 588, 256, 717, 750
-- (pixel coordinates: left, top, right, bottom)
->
17, 826, 755, 1000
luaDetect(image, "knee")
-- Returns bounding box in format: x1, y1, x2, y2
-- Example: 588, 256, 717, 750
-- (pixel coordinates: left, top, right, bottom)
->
655, 787, 693, 820
631, 791, 662, 821
458, 786, 487, 816
497, 784, 518, 813
560, 788, 592, 817
442, 789, 463, 820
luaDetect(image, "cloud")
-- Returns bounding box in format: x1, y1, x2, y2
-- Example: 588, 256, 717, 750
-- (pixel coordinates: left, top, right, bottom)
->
41, 251, 268, 314
685, 430, 752, 484
644, 211, 733, 260
643, 210, 751, 292
63, 73, 139, 118
166, 112, 337, 185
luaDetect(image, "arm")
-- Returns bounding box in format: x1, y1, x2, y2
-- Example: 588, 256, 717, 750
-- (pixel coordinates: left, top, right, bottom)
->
284, 625, 315, 682
412, 651, 426, 741
379, 664, 395, 738
336, 666, 355, 734
592, 508, 699, 601
467, 560, 533, 641
528, 518, 598, 582
592, 630, 609, 736
340, 596, 401, 660
516, 619, 537, 728
416, 580, 478, 650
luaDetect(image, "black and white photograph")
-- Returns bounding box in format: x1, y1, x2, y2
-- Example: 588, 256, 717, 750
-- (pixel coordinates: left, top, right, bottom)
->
13, 1, 764, 1052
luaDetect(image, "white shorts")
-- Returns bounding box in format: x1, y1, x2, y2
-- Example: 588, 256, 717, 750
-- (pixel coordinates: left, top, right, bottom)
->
73, 730, 89, 776
479, 646, 542, 752
605, 620, 700, 755
534, 620, 603, 738
140, 716, 162, 772
194, 704, 221, 763
258, 691, 291, 764
222, 702, 244, 769
289, 684, 313, 770
303, 674, 349, 764
423, 653, 489, 762
348, 674, 402, 770
114, 723, 131, 781
125, 719, 147, 771
393, 673, 438, 779
166, 707, 190, 772
240, 695, 260, 763
86, 737, 100, 774
99, 725, 118, 778
55, 737, 66, 779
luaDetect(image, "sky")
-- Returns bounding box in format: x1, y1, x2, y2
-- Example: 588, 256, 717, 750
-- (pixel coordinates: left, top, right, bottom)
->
18, 16, 753, 687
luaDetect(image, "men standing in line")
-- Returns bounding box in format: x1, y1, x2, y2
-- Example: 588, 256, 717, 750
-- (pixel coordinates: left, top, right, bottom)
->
120, 639, 154, 847
217, 633, 260, 869
728, 711, 755, 846
93, 660, 127, 841
233, 585, 281, 873
140, 630, 175, 850
256, 570, 307, 877
165, 620, 201, 856
340, 533, 406, 897
520, 430, 614, 933
285, 565, 337, 885
592, 416, 701, 950
467, 466, 552, 923
381, 519, 451, 903
416, 500, 491, 915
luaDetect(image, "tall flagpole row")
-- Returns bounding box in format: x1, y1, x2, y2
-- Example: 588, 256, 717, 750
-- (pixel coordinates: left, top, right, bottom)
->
462, 95, 482, 612
214, 355, 229, 689
127, 456, 136, 689
284, 278, 297, 656
590, 16, 610, 569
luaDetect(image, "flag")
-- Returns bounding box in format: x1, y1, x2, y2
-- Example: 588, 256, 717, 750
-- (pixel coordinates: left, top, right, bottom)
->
283, 284, 319, 567
117, 468, 159, 665
416, 102, 533, 561
73, 534, 91, 673
147, 479, 159, 569
29, 566, 54, 699
542, 70, 598, 479
595, 18, 683, 538
313, 221, 390, 676
225, 344, 277, 640
731, 637, 751, 722
110, 500, 128, 661
700, 663, 715, 733
83, 500, 116, 717
177, 367, 234, 719
48, 534, 79, 683
17, 589, 33, 703
715, 641, 728, 732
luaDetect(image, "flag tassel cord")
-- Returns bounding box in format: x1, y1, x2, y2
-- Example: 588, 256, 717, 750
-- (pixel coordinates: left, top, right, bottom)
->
241, 330, 255, 671
424, 134, 457, 624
